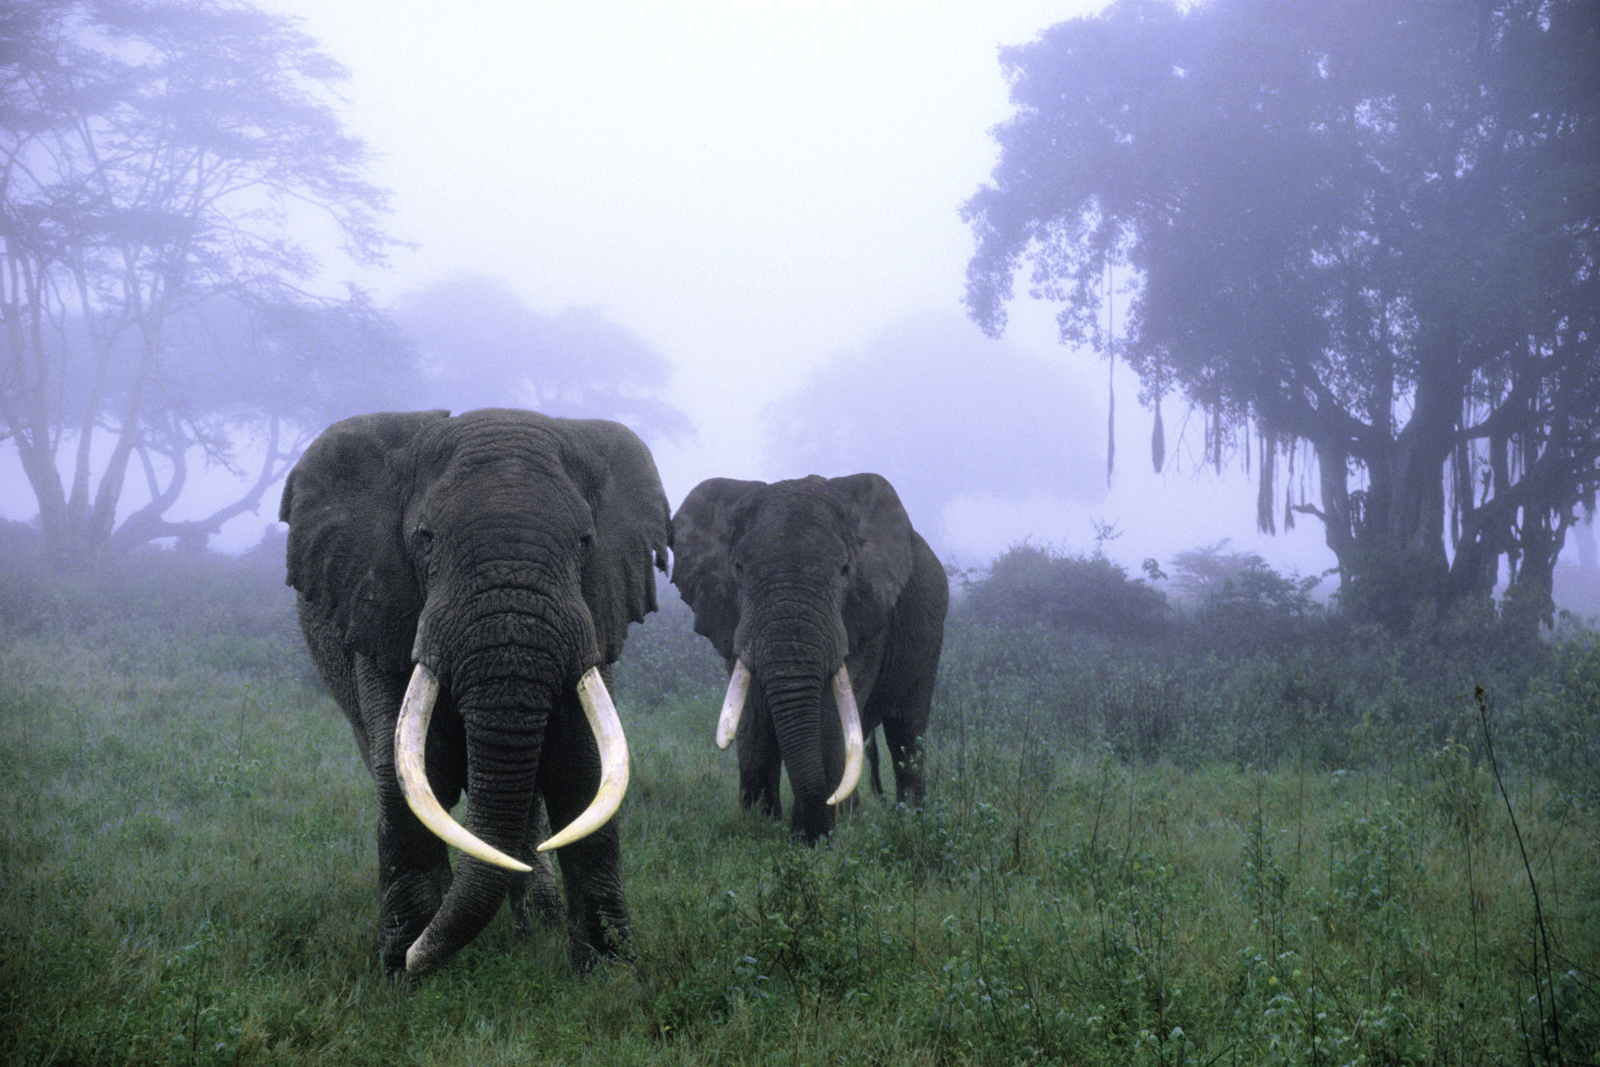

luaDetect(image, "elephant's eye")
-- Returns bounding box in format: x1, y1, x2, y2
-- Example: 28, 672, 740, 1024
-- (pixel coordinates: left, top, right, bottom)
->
413, 525, 435, 552
840, 562, 851, 578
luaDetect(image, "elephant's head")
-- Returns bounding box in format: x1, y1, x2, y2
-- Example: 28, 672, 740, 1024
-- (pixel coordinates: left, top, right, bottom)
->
670, 474, 916, 841
280, 408, 668, 974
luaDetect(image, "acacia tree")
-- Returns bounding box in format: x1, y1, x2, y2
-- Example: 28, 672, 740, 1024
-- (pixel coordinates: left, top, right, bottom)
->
964, 0, 1599, 631
1, 0, 402, 569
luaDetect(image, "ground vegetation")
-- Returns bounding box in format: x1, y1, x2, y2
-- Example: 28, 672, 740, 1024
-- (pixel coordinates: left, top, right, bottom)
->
0, 534, 1594, 1064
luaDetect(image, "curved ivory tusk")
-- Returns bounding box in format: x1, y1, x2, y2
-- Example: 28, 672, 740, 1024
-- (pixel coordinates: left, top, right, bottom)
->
716, 659, 752, 750
538, 667, 630, 852
395, 664, 532, 873
826, 664, 864, 806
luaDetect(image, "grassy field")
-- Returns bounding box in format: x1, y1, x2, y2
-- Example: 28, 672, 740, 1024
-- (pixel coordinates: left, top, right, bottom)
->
0, 543, 1596, 1065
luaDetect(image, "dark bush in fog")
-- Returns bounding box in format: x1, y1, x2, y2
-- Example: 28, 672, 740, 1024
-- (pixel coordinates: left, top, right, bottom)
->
1167, 543, 1323, 655
931, 539, 1584, 778
962, 542, 1168, 641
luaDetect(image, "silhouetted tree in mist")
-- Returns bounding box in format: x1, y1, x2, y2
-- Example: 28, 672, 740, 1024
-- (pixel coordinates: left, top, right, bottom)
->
761, 309, 1104, 543
0, 0, 402, 569
964, 0, 1600, 635
392, 275, 693, 444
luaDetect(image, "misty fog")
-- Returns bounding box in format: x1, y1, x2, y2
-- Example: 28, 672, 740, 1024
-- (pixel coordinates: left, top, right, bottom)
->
2, 0, 1594, 619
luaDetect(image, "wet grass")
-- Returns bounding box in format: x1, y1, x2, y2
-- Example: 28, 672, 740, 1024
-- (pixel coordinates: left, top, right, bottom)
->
0, 548, 1596, 1065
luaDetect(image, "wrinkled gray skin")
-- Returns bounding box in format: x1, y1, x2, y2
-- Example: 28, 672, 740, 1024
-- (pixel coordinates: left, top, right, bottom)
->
280, 408, 669, 976
671, 474, 948, 843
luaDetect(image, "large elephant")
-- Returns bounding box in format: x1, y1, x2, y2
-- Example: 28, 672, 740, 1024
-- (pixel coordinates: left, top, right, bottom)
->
670, 474, 948, 843
279, 408, 669, 977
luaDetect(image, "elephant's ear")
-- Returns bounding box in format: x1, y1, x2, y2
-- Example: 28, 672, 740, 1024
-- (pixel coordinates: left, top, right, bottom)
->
833, 473, 916, 641
670, 477, 763, 661
279, 410, 449, 663
556, 419, 672, 664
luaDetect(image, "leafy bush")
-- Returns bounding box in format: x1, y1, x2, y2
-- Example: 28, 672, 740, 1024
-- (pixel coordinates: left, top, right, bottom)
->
962, 542, 1169, 640
1504, 630, 1600, 810
1167, 542, 1323, 654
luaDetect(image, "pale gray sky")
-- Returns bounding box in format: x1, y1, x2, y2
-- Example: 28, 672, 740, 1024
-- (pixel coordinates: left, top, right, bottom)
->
2, 0, 1342, 583
269, 0, 1336, 577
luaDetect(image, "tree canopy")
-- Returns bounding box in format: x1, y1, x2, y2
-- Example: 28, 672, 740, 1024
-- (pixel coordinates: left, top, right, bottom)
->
964, 0, 1600, 631
761, 309, 1104, 541
1, 0, 404, 568
392, 275, 693, 445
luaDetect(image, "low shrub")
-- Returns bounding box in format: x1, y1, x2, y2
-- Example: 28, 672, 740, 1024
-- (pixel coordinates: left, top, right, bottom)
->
962, 542, 1170, 641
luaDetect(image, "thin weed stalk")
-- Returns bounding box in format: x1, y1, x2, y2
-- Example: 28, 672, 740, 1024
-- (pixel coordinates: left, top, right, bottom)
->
1478, 684, 1566, 1066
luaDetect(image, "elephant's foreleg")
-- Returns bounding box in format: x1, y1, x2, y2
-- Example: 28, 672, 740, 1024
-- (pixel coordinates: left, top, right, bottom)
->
355, 658, 457, 971
864, 731, 884, 796
880, 712, 927, 808
509, 806, 565, 934
735, 703, 783, 819
540, 691, 632, 968
375, 813, 453, 971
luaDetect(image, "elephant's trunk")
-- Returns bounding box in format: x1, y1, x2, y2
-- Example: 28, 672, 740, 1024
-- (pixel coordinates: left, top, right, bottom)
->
757, 660, 863, 843
405, 652, 549, 976
719, 658, 862, 806
764, 664, 833, 805
396, 664, 533, 872
399, 622, 626, 976
731, 599, 862, 841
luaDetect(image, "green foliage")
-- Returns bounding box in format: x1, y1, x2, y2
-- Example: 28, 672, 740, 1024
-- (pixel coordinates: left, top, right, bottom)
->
1506, 631, 1600, 811
1168, 542, 1322, 654
95, 923, 250, 1067
964, 542, 1169, 640
1, 549, 1596, 1065
610, 579, 727, 714
938, 542, 1584, 777
0, 526, 308, 684
1327, 803, 1426, 991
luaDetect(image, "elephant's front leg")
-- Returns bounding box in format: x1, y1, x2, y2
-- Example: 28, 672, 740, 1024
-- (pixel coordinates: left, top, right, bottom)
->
355, 659, 457, 972
880, 712, 927, 808
736, 698, 783, 819
541, 692, 632, 968
508, 806, 565, 934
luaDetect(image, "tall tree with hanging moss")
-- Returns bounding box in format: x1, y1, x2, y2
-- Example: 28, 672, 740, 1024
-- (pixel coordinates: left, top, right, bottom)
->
1, 0, 406, 569
963, 0, 1600, 632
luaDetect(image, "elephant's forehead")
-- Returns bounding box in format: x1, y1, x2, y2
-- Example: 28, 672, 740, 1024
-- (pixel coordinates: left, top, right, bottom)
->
743, 501, 846, 554
436, 428, 563, 478
451, 442, 559, 477
418, 433, 588, 518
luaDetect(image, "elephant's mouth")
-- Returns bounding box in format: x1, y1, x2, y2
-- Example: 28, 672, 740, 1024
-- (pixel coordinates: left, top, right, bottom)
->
716, 659, 863, 805
393, 663, 631, 866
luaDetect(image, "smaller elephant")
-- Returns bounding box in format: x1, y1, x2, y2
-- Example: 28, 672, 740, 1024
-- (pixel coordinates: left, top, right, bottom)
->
671, 473, 948, 843
280, 408, 670, 976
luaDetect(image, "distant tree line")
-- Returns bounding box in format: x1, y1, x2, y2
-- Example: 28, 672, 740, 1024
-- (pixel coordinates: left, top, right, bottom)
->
1, 2, 689, 571
392, 275, 691, 444
760, 309, 1105, 543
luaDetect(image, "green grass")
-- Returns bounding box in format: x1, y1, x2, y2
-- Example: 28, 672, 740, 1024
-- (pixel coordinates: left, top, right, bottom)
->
0, 548, 1596, 1065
